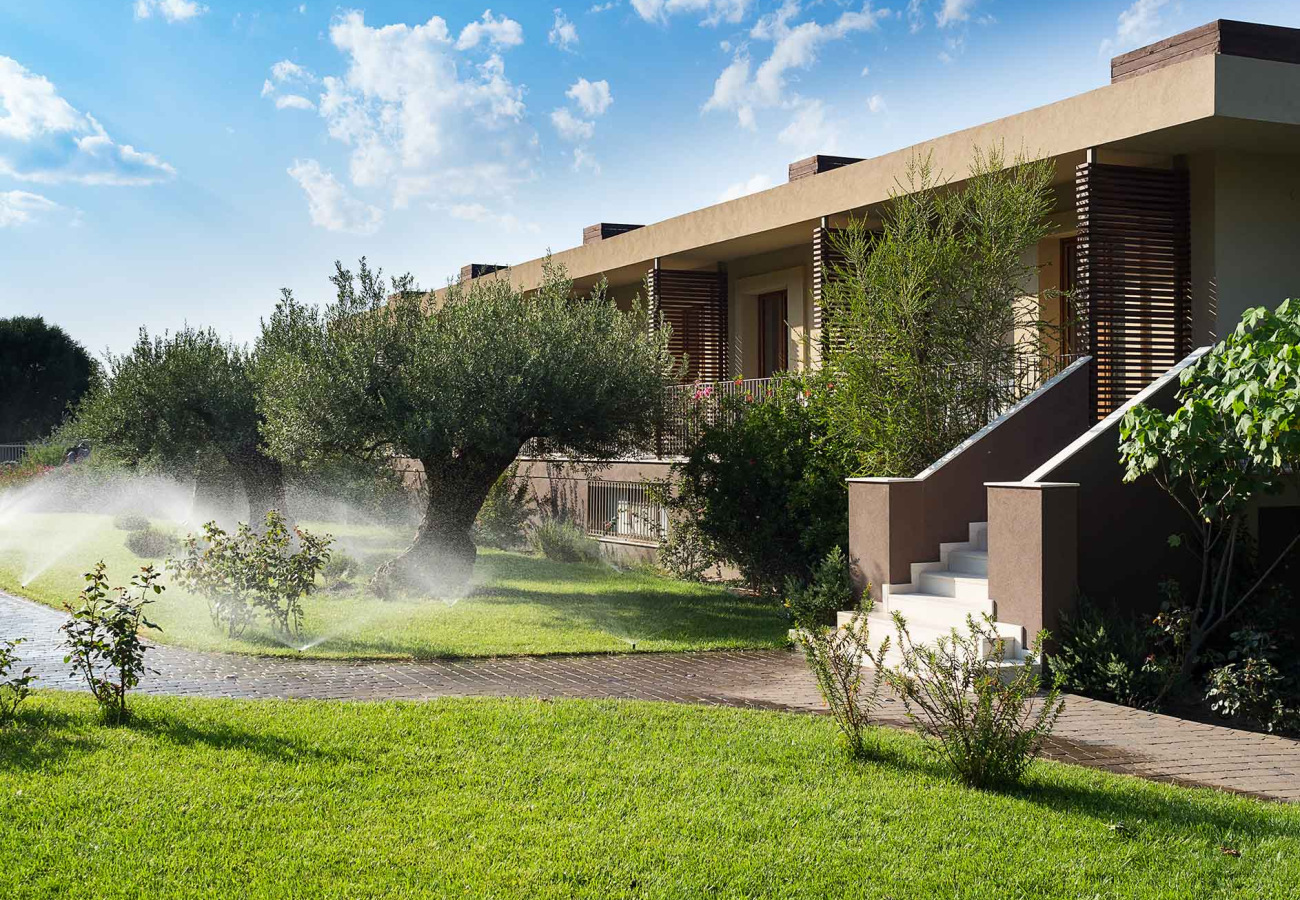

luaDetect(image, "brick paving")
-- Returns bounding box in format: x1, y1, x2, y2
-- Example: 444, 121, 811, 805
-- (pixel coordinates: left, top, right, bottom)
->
4, 590, 1297, 802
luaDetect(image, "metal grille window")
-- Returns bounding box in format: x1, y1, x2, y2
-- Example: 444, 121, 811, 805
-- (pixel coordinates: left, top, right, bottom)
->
585, 480, 667, 545
0, 444, 27, 465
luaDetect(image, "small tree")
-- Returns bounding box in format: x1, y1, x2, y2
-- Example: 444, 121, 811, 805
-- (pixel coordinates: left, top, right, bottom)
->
820, 148, 1059, 477
61, 562, 163, 724
257, 259, 670, 595
78, 327, 289, 523
1120, 299, 1300, 690
0, 316, 96, 442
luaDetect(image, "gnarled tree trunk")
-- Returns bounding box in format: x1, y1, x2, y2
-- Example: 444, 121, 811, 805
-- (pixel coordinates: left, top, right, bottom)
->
232, 451, 289, 530
371, 451, 514, 599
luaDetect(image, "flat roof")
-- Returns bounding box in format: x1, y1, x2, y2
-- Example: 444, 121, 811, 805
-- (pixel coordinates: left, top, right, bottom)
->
445, 46, 1300, 297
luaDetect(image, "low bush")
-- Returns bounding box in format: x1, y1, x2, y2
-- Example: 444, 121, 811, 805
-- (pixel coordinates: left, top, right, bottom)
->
125, 527, 178, 559
655, 507, 719, 582
797, 608, 890, 759
1049, 597, 1166, 710
784, 546, 853, 628
473, 464, 531, 550
529, 517, 600, 564
167, 510, 332, 638
670, 374, 850, 598
884, 614, 1063, 789
321, 552, 357, 586
0, 637, 36, 726
112, 513, 150, 532
60, 562, 162, 724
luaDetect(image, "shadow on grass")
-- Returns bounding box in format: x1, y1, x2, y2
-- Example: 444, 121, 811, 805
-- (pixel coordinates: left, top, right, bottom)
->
127, 710, 339, 764
0, 704, 102, 772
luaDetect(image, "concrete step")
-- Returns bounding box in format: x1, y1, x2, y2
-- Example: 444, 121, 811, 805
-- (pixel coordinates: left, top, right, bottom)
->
969, 521, 988, 551
883, 591, 995, 625
946, 549, 988, 576
916, 570, 990, 603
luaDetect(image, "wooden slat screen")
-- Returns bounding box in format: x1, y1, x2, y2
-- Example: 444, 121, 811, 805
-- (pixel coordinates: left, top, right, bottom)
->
813, 226, 849, 360
1075, 162, 1191, 419
649, 267, 728, 382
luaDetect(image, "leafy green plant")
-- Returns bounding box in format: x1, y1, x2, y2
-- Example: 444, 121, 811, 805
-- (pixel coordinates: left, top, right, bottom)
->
60, 562, 162, 724
655, 507, 719, 583
167, 511, 332, 637
820, 148, 1064, 478
0, 637, 36, 727
797, 608, 890, 759
1050, 595, 1180, 710
125, 526, 178, 559
0, 315, 96, 443
321, 552, 357, 586
528, 517, 601, 564
473, 464, 531, 550
671, 374, 849, 598
1120, 298, 1300, 690
884, 614, 1064, 789
783, 546, 854, 628
112, 513, 150, 532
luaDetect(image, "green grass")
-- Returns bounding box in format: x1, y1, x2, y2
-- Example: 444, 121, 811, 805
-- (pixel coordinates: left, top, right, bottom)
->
3, 692, 1297, 899
0, 513, 787, 659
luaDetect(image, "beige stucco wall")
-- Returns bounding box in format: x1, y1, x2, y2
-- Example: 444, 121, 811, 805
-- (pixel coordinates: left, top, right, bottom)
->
726, 244, 815, 378
1201, 149, 1300, 335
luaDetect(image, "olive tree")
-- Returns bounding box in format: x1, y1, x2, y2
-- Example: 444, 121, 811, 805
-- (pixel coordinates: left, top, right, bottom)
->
78, 328, 289, 522
257, 258, 670, 595
1120, 299, 1300, 686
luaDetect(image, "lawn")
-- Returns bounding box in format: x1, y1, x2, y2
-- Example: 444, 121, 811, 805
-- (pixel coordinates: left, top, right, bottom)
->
2, 693, 1297, 899
0, 513, 788, 658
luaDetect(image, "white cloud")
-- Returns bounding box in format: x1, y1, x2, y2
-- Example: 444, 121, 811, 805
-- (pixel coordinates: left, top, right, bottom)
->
718, 172, 773, 202
551, 107, 595, 141
297, 4, 307, 13
287, 158, 382, 234
133, 0, 207, 23
0, 55, 175, 185
936, 0, 976, 28
444, 201, 539, 232
631, 0, 753, 26
704, 1, 886, 129
275, 94, 315, 111
589, 1, 618, 11
572, 146, 600, 173
271, 60, 313, 83
566, 78, 612, 116
455, 10, 525, 51
777, 97, 839, 157
1100, 0, 1170, 56
0, 190, 62, 227
866, 93, 885, 113
549, 9, 579, 50
312, 11, 532, 206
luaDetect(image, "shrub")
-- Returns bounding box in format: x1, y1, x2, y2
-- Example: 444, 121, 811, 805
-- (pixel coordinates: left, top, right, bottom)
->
797, 608, 890, 759
529, 517, 600, 564
1049, 598, 1167, 710
671, 374, 849, 598
112, 513, 150, 532
60, 562, 162, 724
784, 546, 854, 628
125, 527, 178, 559
473, 464, 531, 550
167, 510, 332, 637
321, 552, 357, 586
1203, 626, 1299, 736
656, 509, 719, 583
0, 637, 36, 726
884, 613, 1064, 789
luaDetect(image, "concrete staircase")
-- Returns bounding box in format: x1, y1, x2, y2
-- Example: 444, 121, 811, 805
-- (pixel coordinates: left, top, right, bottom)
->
837, 522, 1035, 670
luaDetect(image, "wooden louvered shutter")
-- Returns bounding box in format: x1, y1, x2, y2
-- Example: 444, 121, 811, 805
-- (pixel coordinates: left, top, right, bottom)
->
1075, 163, 1192, 418
648, 267, 728, 382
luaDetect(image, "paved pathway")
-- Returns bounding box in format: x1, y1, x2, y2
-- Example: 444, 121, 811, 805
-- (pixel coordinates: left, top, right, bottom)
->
4, 591, 1298, 802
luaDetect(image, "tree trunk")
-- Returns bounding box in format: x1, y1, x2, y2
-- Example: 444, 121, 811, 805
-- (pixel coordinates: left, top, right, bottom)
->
371, 453, 510, 599
233, 452, 289, 530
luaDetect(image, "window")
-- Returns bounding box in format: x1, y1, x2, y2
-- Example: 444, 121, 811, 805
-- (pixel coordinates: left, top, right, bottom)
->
757, 290, 788, 377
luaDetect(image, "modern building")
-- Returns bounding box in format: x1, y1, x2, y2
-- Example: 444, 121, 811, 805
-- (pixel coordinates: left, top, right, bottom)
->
455, 20, 1300, 651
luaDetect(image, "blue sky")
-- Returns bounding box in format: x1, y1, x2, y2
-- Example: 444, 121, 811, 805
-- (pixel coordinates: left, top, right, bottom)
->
3, 0, 1300, 356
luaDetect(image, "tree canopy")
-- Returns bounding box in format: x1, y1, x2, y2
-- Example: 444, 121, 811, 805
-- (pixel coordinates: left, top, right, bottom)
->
78, 327, 288, 521
0, 316, 95, 443
257, 258, 671, 594
820, 149, 1058, 477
